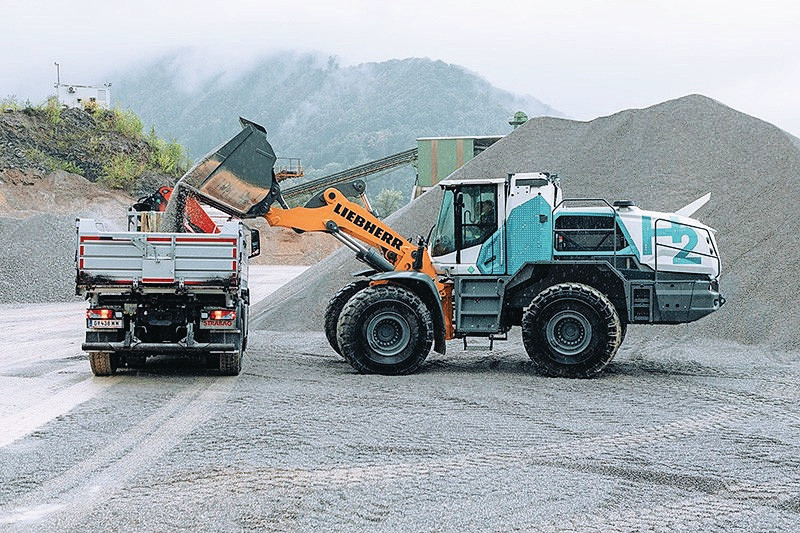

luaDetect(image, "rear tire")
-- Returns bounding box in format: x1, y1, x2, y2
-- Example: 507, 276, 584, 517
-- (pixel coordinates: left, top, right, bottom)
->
324, 280, 370, 357
89, 351, 118, 376
522, 283, 621, 378
337, 285, 433, 375
219, 350, 242, 376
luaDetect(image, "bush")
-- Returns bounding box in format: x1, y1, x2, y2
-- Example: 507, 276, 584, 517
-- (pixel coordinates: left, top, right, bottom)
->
100, 153, 144, 189
110, 106, 143, 138
92, 106, 143, 139
1, 95, 20, 111
43, 96, 62, 125
23, 148, 82, 174
146, 128, 189, 176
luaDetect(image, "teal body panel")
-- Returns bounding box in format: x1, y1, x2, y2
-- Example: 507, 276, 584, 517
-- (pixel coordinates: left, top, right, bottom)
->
477, 227, 505, 274
478, 195, 553, 276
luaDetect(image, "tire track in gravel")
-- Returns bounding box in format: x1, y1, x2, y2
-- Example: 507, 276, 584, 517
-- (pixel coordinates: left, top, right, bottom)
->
545, 493, 760, 532
0, 375, 118, 447
0, 377, 234, 530
546, 480, 800, 533
198, 373, 792, 492
158, 403, 742, 492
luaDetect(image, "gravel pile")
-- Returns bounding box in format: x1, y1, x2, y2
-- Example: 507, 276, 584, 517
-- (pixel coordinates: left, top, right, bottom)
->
0, 213, 79, 303
251, 94, 800, 350
0, 170, 133, 304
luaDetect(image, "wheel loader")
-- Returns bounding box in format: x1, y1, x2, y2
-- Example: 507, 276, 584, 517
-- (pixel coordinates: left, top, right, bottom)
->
152, 118, 725, 378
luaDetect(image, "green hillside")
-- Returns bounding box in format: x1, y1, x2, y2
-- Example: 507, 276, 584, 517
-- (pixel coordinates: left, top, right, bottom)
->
112, 53, 561, 196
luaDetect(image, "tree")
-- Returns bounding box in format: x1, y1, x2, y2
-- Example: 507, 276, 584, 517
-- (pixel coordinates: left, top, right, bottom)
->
374, 188, 406, 218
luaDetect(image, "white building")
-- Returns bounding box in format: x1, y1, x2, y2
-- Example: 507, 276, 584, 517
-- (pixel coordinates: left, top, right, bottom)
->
55, 83, 111, 110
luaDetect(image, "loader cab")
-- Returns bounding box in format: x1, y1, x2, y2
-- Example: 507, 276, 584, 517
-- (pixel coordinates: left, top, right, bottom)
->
431, 178, 505, 273
431, 173, 561, 275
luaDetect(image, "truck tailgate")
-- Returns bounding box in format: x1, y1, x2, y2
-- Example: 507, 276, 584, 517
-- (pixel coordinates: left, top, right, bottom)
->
76, 219, 242, 288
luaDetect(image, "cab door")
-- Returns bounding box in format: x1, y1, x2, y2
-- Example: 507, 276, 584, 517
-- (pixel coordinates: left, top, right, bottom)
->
430, 181, 504, 275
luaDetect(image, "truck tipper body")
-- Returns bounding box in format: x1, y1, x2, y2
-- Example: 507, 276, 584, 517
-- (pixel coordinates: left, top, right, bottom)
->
75, 218, 257, 375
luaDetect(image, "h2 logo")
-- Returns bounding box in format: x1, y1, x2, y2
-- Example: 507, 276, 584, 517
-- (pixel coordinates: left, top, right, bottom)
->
641, 216, 701, 265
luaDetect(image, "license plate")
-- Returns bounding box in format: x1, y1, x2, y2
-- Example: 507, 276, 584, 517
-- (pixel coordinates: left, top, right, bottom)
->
88, 319, 124, 329
201, 319, 235, 329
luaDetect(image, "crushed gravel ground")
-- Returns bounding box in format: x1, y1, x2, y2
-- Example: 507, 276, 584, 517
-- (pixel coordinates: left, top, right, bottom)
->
1, 328, 798, 531
251, 95, 800, 350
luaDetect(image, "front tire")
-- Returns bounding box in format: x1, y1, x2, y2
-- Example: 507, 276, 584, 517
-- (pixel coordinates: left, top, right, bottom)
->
522, 283, 621, 378
324, 279, 370, 357
337, 285, 433, 375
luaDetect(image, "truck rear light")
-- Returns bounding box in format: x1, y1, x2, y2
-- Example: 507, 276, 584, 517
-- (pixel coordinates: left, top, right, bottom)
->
209, 309, 236, 320
87, 308, 114, 319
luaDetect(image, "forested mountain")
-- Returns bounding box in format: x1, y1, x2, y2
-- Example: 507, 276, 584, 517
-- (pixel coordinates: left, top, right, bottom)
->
113, 52, 561, 185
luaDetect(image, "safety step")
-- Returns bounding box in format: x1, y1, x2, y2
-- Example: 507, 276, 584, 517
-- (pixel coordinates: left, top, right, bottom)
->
462, 334, 507, 351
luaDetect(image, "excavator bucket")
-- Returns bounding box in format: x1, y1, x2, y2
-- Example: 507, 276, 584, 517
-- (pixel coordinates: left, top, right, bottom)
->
176, 117, 280, 218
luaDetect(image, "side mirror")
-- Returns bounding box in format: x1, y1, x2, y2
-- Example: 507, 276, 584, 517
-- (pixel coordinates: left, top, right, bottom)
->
249, 228, 261, 258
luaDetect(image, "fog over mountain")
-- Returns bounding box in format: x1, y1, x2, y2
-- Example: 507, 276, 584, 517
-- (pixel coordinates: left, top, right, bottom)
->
112, 52, 561, 178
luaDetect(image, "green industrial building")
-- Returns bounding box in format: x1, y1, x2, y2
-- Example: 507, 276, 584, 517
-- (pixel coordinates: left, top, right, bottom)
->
413, 136, 503, 198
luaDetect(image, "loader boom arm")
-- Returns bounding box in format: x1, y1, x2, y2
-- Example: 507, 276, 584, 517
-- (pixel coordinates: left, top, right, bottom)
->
157, 118, 454, 340
264, 187, 454, 339
265, 188, 434, 274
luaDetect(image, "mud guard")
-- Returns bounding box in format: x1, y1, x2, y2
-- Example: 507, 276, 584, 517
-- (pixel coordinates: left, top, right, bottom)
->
369, 271, 447, 355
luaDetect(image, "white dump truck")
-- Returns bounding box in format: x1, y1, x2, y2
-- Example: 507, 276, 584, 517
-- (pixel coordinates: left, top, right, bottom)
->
75, 218, 260, 376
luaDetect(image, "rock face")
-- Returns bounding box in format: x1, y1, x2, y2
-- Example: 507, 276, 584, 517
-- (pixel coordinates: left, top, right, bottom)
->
0, 107, 167, 187
251, 94, 800, 350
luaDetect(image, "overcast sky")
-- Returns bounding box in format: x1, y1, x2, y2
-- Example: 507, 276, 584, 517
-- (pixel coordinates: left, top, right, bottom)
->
2, 0, 799, 137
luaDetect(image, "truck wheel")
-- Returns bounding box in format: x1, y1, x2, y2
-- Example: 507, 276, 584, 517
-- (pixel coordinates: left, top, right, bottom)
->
89, 351, 118, 376
337, 285, 433, 375
522, 283, 621, 378
219, 350, 242, 376
324, 280, 370, 357
241, 302, 249, 351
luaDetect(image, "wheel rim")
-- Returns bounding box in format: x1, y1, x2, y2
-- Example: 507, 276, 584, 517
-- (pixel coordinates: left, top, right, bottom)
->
546, 310, 592, 358
366, 311, 411, 357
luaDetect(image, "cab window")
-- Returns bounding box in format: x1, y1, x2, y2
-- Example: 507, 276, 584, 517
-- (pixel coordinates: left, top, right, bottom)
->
431, 189, 455, 256
461, 184, 497, 249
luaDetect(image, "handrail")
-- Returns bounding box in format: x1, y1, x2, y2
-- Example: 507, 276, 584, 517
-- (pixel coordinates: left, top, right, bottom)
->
652, 217, 720, 281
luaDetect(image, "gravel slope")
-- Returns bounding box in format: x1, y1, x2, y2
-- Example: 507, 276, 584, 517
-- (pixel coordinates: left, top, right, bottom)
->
251, 94, 800, 350
0, 213, 79, 304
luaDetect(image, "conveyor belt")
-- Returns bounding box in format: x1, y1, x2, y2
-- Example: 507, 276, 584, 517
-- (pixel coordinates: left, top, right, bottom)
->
281, 148, 418, 200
